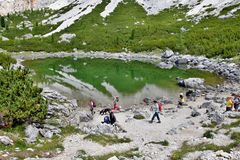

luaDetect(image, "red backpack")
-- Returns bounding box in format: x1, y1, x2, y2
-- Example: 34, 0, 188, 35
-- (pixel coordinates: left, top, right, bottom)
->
158, 102, 163, 112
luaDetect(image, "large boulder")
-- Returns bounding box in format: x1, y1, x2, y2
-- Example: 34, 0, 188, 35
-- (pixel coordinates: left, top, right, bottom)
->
0, 136, 13, 145
25, 125, 39, 143
58, 33, 76, 43
162, 50, 174, 58
39, 129, 53, 138
38, 124, 61, 138
201, 102, 218, 113
200, 102, 212, 109
43, 124, 61, 134
175, 58, 189, 65
178, 78, 205, 89
48, 103, 70, 117
69, 111, 93, 126
210, 111, 225, 125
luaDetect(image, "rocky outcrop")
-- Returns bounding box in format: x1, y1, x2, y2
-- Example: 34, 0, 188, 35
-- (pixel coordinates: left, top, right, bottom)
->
177, 78, 205, 89
58, 33, 76, 43
161, 50, 240, 82
0, 0, 55, 16
82, 124, 122, 134
25, 125, 39, 143
0, 136, 13, 145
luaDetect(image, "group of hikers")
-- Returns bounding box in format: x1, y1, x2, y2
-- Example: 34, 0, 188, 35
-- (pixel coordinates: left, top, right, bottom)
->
89, 94, 164, 127
88, 90, 240, 131
225, 93, 240, 112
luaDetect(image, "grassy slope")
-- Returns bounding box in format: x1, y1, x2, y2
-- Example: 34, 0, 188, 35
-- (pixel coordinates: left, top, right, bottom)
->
0, 0, 240, 58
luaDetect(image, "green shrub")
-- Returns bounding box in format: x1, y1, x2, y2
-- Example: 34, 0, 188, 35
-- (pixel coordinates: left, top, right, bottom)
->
146, 140, 169, 146
133, 114, 145, 120
203, 130, 214, 139
84, 134, 131, 146
0, 52, 16, 69
0, 68, 48, 126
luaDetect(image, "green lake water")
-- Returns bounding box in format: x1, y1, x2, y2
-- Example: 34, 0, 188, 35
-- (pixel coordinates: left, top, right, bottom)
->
23, 57, 223, 106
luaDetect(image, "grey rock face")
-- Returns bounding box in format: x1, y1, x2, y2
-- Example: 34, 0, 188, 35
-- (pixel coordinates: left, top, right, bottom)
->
69, 111, 93, 126
184, 78, 205, 88
210, 111, 224, 125
39, 129, 53, 138
48, 103, 70, 117
79, 112, 93, 122
175, 58, 189, 65
43, 124, 61, 134
25, 125, 39, 143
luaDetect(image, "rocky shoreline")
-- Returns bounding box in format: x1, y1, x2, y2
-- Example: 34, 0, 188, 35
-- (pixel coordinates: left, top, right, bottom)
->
1, 82, 240, 160
11, 50, 240, 82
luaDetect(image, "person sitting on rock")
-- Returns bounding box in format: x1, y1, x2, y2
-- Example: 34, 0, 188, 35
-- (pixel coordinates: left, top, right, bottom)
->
149, 100, 161, 123
109, 111, 127, 132
226, 97, 234, 112
177, 93, 185, 108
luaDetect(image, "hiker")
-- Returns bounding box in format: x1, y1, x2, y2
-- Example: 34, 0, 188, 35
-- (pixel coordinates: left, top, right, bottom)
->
192, 90, 197, 101
232, 94, 240, 112
186, 90, 193, 101
226, 97, 234, 112
109, 111, 126, 132
177, 93, 185, 108
109, 111, 117, 125
186, 90, 197, 101
149, 100, 161, 123
89, 99, 96, 115
112, 96, 120, 112
101, 115, 110, 124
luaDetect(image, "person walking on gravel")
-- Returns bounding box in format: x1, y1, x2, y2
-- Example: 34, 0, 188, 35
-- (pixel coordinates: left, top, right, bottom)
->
149, 100, 161, 123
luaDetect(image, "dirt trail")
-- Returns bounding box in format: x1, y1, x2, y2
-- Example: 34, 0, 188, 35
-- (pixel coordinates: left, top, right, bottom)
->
51, 97, 212, 160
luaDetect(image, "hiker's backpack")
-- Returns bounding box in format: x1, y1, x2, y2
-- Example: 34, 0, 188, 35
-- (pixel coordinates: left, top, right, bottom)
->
158, 102, 163, 112
103, 116, 110, 124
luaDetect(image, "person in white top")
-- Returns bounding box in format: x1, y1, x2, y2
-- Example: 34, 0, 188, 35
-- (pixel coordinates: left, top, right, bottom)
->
149, 100, 161, 123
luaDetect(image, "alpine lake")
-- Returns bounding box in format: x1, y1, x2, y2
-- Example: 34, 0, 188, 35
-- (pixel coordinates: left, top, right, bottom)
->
23, 57, 224, 107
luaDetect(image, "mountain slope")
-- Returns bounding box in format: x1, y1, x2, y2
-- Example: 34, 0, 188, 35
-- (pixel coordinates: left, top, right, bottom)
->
0, 0, 240, 58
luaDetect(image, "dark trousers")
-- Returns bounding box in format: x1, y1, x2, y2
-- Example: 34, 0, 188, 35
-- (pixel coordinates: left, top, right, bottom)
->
151, 112, 160, 122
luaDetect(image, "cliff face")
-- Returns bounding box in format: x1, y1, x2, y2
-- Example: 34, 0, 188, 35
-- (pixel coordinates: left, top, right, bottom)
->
0, 0, 55, 15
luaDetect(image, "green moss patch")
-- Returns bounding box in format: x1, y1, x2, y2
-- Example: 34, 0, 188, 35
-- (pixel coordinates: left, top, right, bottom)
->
83, 134, 131, 146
